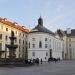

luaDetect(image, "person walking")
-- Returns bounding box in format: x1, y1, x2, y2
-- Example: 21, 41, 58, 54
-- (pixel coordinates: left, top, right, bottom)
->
41, 58, 42, 64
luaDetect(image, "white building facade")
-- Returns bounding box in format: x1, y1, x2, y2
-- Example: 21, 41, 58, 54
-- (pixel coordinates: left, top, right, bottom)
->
28, 17, 63, 61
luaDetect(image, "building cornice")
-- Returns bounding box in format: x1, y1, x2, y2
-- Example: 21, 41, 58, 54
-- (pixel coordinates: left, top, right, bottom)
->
0, 17, 29, 33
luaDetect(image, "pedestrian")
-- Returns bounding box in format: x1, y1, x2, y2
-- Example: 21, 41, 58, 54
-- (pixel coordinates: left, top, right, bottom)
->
41, 58, 42, 64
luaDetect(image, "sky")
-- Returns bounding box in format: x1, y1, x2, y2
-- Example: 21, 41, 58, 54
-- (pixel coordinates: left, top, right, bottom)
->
0, 0, 75, 32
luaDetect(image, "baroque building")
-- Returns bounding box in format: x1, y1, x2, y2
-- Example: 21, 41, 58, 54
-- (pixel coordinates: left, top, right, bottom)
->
0, 17, 29, 58
28, 17, 63, 61
57, 28, 75, 60
0, 17, 64, 61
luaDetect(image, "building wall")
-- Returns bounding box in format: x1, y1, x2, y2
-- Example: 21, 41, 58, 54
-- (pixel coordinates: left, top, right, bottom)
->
0, 22, 27, 58
66, 37, 75, 59
52, 37, 63, 59
27, 32, 63, 61
28, 33, 50, 61
62, 34, 75, 60
62, 36, 67, 59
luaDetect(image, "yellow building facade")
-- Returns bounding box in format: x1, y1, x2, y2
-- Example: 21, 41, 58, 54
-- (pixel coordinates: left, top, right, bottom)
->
0, 17, 29, 58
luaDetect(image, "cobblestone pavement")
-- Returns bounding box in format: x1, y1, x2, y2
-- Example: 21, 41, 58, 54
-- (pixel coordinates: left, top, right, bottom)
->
0, 60, 75, 75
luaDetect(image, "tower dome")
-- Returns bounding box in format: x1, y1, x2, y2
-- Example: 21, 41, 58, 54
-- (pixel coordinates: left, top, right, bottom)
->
38, 16, 43, 26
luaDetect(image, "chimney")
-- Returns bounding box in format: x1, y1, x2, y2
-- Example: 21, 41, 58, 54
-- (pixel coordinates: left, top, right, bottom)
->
66, 28, 71, 34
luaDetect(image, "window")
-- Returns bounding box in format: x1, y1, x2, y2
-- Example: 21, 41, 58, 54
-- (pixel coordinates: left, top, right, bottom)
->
6, 28, 8, 31
69, 38, 71, 41
19, 46, 20, 52
23, 40, 24, 44
69, 44, 71, 47
32, 44, 35, 48
0, 43, 2, 50
26, 35, 27, 38
32, 38, 35, 41
1, 25, 3, 29
0, 34, 2, 40
5, 36, 8, 41
39, 41, 42, 48
46, 52, 48, 56
26, 41, 27, 45
45, 38, 47, 41
16, 31, 17, 34
32, 52, 35, 56
29, 42, 30, 48
23, 34, 24, 37
45, 44, 48, 48
19, 33, 21, 36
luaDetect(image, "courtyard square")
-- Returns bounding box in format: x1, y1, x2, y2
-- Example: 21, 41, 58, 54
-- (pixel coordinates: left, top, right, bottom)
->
0, 60, 75, 75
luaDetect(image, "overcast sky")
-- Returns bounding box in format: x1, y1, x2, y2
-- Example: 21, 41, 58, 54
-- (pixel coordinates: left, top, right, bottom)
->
0, 0, 75, 32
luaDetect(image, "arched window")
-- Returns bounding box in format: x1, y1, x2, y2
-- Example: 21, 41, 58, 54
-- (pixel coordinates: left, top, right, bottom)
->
23, 40, 24, 44
32, 44, 35, 48
39, 41, 42, 48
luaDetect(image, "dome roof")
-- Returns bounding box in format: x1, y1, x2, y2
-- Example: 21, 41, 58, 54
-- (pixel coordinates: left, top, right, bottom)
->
31, 25, 54, 35
30, 17, 55, 35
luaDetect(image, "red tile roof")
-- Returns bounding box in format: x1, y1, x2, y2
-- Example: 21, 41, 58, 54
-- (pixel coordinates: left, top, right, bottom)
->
0, 17, 29, 33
